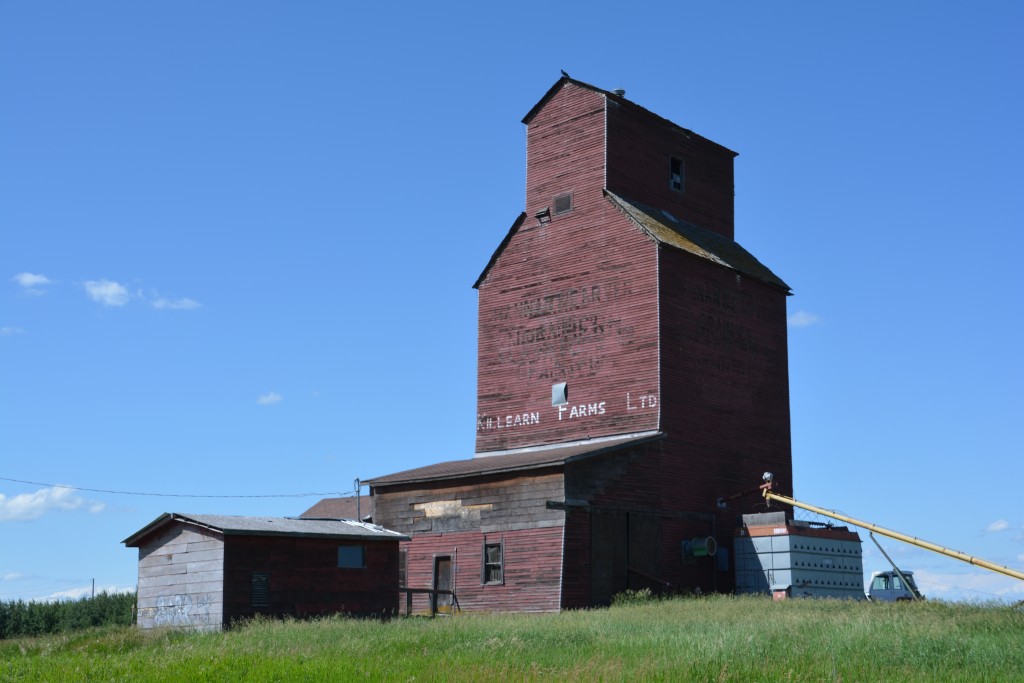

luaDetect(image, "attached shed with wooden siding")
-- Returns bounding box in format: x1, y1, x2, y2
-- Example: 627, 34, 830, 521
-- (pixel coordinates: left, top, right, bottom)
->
366, 431, 713, 612
123, 513, 408, 630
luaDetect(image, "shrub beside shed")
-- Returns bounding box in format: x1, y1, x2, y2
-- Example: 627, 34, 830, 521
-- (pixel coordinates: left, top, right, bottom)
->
123, 513, 408, 630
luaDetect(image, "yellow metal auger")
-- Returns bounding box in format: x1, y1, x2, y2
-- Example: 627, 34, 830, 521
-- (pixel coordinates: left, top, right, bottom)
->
759, 472, 1024, 583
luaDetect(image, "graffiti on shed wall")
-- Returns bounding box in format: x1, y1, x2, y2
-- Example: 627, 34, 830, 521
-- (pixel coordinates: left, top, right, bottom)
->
139, 593, 215, 627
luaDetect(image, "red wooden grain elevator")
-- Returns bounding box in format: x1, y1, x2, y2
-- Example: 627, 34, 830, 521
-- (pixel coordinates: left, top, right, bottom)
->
363, 76, 793, 612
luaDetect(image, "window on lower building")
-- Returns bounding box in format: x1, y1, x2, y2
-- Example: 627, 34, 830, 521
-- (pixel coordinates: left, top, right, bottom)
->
338, 545, 366, 569
482, 539, 504, 585
399, 548, 408, 588
251, 572, 270, 607
670, 156, 684, 192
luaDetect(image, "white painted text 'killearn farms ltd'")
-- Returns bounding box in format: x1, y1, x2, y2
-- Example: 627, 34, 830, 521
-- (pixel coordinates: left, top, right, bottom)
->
476, 392, 659, 432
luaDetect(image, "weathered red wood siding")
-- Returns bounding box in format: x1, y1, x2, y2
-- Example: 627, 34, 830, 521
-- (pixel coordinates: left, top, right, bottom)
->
563, 442, 721, 601
372, 470, 566, 613
222, 536, 400, 623
400, 526, 563, 614
372, 471, 565, 534
476, 83, 661, 452
524, 82, 606, 221
657, 247, 793, 590
605, 100, 736, 239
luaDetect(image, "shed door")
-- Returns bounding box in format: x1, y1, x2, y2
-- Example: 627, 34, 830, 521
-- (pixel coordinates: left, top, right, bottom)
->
432, 556, 453, 614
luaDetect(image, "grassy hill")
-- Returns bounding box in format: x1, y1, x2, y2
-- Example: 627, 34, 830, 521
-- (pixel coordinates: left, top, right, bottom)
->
2, 594, 1022, 681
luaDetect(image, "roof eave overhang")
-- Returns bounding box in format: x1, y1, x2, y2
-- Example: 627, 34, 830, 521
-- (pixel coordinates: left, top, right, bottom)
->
562, 429, 666, 463
366, 431, 666, 489
122, 512, 176, 547
123, 513, 410, 546
218, 529, 410, 542
367, 460, 566, 489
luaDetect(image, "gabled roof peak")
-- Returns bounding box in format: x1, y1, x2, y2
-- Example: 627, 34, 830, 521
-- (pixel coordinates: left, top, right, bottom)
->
521, 75, 737, 158
521, 75, 623, 124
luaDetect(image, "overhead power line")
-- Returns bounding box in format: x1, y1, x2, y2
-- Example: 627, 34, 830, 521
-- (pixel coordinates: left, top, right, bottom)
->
0, 476, 346, 499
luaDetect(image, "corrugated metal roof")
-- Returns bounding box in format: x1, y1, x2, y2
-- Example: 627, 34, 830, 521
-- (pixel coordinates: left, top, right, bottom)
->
364, 431, 664, 488
123, 512, 408, 546
605, 191, 791, 293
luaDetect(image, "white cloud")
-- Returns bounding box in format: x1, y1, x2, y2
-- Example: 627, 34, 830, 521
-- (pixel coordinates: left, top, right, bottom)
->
84, 279, 131, 307
985, 519, 1010, 533
0, 326, 25, 336
257, 391, 283, 405
13, 272, 53, 296
2, 572, 25, 581
39, 585, 134, 602
0, 486, 106, 522
788, 310, 821, 328
13, 272, 52, 288
913, 567, 1024, 602
152, 297, 202, 310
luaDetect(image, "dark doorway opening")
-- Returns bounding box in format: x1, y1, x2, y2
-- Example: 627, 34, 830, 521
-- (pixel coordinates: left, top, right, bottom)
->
590, 511, 661, 605
432, 555, 453, 615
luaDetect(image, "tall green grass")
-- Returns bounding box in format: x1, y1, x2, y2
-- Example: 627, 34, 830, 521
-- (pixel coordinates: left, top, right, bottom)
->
2, 595, 1021, 681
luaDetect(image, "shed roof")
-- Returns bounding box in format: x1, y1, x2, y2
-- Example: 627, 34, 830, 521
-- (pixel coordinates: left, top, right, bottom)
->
364, 430, 664, 488
605, 192, 791, 293
123, 512, 408, 547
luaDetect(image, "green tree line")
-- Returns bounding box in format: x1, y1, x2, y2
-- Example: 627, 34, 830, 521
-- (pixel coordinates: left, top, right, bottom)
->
0, 591, 136, 639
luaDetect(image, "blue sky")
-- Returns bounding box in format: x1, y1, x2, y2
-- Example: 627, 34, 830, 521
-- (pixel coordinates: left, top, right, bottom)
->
2, 2, 1021, 603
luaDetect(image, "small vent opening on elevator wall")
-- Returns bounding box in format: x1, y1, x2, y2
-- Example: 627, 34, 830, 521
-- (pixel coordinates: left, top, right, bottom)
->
553, 192, 573, 215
